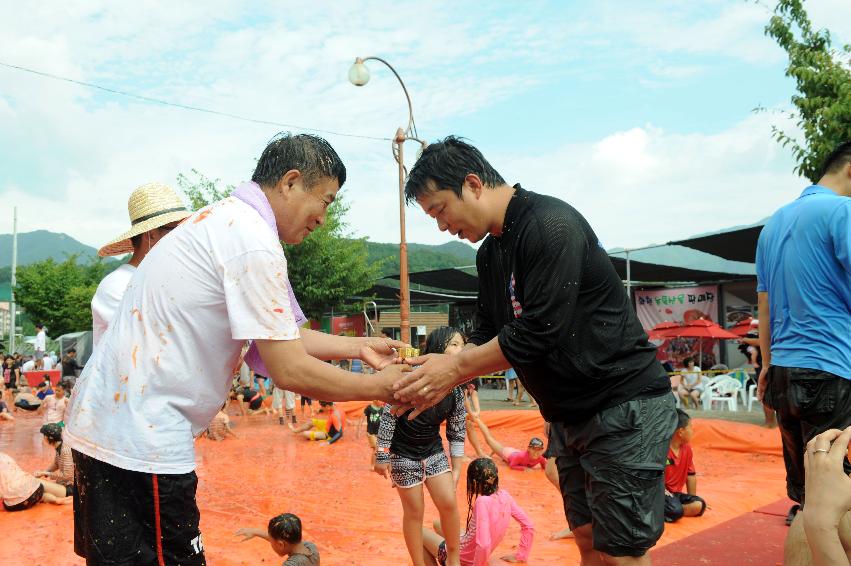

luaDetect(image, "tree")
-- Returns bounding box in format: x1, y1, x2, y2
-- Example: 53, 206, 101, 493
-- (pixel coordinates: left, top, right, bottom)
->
178, 173, 382, 319
764, 0, 851, 182
14, 255, 116, 336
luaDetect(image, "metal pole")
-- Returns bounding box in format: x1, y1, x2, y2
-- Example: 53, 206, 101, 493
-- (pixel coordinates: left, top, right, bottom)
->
396, 128, 411, 345
625, 249, 632, 301
9, 207, 17, 354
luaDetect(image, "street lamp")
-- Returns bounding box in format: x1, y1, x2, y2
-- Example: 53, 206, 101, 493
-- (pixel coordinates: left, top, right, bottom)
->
348, 56, 426, 345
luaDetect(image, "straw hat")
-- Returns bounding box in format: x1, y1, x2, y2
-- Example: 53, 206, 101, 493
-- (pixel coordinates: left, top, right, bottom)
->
98, 182, 192, 257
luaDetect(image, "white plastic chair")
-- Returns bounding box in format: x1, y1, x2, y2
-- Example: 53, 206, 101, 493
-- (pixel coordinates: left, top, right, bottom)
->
702, 375, 742, 411
747, 383, 759, 411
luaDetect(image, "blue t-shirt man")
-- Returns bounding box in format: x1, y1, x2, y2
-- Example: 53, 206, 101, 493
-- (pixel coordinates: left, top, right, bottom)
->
756, 185, 851, 379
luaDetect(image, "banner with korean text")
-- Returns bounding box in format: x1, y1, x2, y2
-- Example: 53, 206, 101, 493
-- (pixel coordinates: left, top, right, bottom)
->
634, 285, 720, 367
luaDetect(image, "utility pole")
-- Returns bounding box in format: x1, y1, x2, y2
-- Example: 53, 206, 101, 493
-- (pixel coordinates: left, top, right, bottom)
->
8, 207, 17, 354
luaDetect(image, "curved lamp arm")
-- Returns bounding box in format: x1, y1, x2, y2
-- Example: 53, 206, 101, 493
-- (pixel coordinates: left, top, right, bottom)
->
349, 56, 415, 137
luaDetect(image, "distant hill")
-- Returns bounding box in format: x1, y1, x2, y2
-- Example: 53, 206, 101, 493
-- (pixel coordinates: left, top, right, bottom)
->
0, 231, 478, 289
0, 230, 102, 268
366, 240, 477, 276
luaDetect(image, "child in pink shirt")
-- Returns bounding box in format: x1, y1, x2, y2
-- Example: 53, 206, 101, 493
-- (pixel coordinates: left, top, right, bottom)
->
472, 416, 546, 471
423, 457, 534, 566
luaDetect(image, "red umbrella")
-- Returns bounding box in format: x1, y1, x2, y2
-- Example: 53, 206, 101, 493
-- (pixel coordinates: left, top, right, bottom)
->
728, 317, 756, 337
671, 318, 740, 340
666, 318, 739, 367
646, 321, 682, 340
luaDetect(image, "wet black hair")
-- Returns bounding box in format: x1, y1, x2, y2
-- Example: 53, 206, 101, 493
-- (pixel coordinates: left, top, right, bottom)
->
268, 513, 302, 544
817, 141, 851, 180
252, 133, 346, 190
423, 326, 464, 355
40, 423, 63, 444
465, 457, 500, 530
404, 136, 505, 204
676, 408, 691, 430
318, 400, 334, 407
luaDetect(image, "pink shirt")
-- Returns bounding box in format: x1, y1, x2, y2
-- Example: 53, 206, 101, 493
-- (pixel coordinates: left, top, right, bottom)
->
460, 489, 534, 566
507, 450, 546, 471
0, 452, 41, 506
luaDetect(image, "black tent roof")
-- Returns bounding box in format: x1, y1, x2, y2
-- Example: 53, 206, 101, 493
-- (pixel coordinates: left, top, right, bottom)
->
356, 284, 477, 305
384, 267, 478, 293
607, 256, 753, 283
667, 224, 763, 263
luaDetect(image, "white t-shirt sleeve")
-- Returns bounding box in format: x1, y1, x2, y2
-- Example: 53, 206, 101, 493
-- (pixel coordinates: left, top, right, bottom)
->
223, 250, 301, 341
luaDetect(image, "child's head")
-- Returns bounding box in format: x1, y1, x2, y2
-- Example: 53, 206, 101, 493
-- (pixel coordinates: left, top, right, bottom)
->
466, 457, 500, 528
683, 357, 694, 368
424, 326, 465, 356
527, 437, 545, 460
268, 513, 302, 556
674, 409, 693, 443
40, 423, 63, 447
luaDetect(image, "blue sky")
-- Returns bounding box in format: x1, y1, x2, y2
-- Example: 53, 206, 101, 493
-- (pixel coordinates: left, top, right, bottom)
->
0, 0, 849, 252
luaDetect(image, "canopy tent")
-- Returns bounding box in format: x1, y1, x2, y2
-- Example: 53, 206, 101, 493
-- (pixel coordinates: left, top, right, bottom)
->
383, 267, 478, 293
667, 224, 764, 263
355, 284, 476, 306
607, 256, 754, 284
56, 331, 94, 366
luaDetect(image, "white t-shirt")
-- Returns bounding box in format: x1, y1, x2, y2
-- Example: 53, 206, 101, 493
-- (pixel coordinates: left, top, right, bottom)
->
65, 198, 302, 474
21, 360, 35, 372
42, 357, 54, 370
682, 366, 703, 388
0, 452, 41, 506
91, 264, 137, 347
42, 395, 67, 424
35, 330, 46, 352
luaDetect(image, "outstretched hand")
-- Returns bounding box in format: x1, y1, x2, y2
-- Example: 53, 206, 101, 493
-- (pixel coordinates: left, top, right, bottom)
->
360, 338, 409, 370
234, 528, 260, 542
390, 353, 461, 419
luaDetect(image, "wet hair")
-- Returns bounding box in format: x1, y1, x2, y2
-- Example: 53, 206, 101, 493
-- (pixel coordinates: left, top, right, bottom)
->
528, 437, 544, 449
251, 133, 346, 190
817, 141, 851, 180
676, 408, 691, 430
423, 326, 464, 355
40, 423, 63, 444
318, 400, 333, 407
268, 513, 302, 544
465, 457, 500, 530
404, 136, 505, 204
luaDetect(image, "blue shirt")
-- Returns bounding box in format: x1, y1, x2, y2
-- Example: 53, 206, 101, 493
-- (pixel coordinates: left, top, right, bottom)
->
756, 185, 851, 379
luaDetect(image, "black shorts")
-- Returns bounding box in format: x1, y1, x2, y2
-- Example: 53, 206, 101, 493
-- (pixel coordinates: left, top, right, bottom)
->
3, 483, 44, 512
664, 492, 706, 523
301, 396, 312, 406
248, 397, 262, 411
73, 450, 206, 565
555, 393, 677, 558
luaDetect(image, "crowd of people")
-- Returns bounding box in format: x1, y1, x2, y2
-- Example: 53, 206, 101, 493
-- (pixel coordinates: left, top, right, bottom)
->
0, 134, 848, 566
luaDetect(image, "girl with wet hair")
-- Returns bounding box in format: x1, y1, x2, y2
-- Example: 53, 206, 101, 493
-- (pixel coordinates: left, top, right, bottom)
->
422, 457, 535, 565
235, 512, 319, 565
375, 326, 467, 566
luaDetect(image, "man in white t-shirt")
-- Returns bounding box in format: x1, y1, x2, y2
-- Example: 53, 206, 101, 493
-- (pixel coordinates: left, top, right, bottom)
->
91, 182, 194, 346
65, 134, 411, 565
34, 324, 46, 364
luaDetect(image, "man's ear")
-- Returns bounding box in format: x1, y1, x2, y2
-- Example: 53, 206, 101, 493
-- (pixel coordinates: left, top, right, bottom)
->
465, 174, 484, 199
276, 170, 303, 195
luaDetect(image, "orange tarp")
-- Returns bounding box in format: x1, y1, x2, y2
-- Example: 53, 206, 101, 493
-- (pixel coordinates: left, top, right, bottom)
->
0, 408, 786, 565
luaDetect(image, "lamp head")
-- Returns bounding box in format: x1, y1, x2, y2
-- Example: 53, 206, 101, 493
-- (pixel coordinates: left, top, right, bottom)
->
348, 57, 370, 86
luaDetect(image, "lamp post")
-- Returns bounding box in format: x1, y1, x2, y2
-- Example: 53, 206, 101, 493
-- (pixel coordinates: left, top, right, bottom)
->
348, 56, 426, 345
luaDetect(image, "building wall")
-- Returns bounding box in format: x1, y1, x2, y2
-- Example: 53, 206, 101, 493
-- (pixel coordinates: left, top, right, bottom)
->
377, 311, 449, 345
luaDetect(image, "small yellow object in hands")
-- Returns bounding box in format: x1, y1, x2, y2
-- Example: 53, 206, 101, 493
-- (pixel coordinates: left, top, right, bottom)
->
399, 347, 420, 359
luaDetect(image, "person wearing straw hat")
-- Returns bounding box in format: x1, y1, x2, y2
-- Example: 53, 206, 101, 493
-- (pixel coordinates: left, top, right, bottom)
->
91, 182, 192, 347
64, 133, 411, 566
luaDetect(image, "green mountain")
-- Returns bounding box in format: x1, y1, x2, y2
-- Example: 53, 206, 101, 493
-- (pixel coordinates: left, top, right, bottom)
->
366, 240, 478, 276
0, 230, 101, 268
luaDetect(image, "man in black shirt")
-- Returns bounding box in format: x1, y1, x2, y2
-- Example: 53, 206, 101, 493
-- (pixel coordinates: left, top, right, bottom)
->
395, 137, 677, 565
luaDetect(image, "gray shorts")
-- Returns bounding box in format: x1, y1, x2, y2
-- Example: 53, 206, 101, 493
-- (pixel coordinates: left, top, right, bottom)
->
390, 452, 450, 488
555, 393, 677, 558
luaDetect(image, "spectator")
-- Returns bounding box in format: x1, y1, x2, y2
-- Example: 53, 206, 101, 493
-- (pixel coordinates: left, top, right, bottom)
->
91, 182, 193, 347
676, 357, 704, 408
61, 349, 83, 383
757, 142, 851, 527
34, 324, 46, 363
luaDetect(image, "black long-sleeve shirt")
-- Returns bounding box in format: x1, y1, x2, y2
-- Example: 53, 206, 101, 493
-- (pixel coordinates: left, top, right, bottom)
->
468, 186, 669, 425
376, 387, 466, 462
